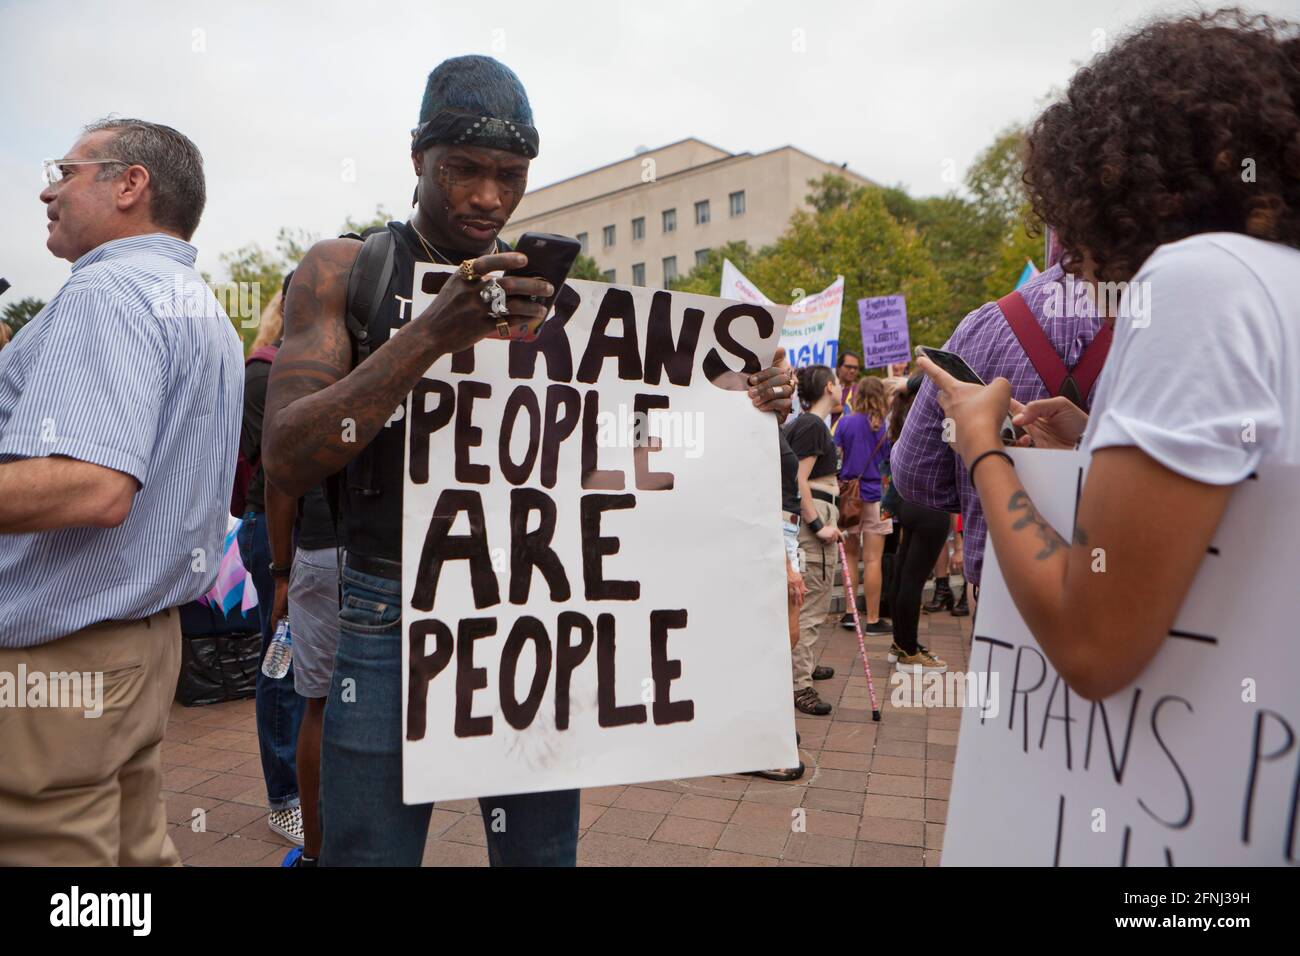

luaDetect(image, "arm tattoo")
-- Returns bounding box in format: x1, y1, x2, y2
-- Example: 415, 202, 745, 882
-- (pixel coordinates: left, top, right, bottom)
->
1007, 489, 1070, 560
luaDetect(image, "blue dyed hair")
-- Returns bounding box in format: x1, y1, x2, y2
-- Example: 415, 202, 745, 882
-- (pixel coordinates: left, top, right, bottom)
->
418, 55, 534, 127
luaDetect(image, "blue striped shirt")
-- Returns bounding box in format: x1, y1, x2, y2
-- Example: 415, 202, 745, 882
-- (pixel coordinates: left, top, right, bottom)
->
0, 234, 244, 647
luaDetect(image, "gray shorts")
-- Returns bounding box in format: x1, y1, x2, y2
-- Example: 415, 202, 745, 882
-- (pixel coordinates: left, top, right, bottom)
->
288, 546, 341, 698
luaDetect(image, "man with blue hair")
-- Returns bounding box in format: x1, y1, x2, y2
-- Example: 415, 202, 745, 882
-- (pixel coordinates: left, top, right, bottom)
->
263, 56, 795, 866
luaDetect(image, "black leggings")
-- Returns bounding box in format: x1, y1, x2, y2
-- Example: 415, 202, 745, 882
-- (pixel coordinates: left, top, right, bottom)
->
888, 497, 951, 655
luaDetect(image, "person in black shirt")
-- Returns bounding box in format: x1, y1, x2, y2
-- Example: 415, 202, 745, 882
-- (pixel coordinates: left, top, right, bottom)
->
784, 364, 844, 715
262, 56, 798, 866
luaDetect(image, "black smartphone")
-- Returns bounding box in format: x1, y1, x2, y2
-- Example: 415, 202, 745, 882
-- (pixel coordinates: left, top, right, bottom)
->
502, 232, 582, 339
916, 346, 1021, 442
916, 345, 986, 385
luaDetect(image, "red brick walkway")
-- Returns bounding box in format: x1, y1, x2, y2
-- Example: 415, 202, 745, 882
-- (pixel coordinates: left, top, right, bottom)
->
161, 598, 972, 866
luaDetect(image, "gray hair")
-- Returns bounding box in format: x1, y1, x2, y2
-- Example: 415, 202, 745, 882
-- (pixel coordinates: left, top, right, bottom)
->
83, 117, 206, 240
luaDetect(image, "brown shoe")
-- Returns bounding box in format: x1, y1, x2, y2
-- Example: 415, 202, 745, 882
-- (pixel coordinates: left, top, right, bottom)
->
794, 687, 832, 716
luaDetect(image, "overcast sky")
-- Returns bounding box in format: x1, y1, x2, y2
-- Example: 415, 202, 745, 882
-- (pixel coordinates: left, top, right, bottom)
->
3, 0, 1296, 301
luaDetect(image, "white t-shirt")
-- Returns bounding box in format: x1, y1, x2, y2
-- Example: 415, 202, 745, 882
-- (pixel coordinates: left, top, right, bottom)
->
1083, 233, 1300, 482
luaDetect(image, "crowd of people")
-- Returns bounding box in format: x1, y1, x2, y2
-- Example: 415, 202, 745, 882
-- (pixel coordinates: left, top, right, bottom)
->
1, 6, 1298, 867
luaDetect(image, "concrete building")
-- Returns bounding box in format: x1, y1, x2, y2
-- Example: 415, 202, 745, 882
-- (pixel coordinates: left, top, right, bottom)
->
504, 138, 873, 289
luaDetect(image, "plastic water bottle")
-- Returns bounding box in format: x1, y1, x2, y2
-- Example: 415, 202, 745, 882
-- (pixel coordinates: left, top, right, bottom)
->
262, 619, 292, 679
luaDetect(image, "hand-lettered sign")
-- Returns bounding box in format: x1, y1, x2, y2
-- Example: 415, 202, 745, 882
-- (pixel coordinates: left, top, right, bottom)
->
857, 294, 911, 369
400, 267, 797, 803
944, 449, 1300, 865
721, 260, 843, 369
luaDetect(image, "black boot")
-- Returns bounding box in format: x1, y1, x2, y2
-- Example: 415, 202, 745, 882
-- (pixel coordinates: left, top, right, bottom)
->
923, 576, 953, 613
951, 584, 969, 617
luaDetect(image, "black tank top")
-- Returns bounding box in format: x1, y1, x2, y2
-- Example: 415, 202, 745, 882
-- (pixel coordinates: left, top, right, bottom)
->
341, 222, 507, 561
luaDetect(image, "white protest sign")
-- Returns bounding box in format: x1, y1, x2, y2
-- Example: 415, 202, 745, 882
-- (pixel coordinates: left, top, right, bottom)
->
400, 267, 797, 803
944, 449, 1300, 866
720, 259, 843, 369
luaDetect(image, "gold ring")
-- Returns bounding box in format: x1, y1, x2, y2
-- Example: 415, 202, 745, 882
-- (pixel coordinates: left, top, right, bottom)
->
496, 320, 511, 338
458, 260, 480, 282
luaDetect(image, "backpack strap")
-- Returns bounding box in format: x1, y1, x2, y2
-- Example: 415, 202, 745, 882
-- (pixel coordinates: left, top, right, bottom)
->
1067, 324, 1113, 402
325, 227, 397, 602
997, 291, 1071, 397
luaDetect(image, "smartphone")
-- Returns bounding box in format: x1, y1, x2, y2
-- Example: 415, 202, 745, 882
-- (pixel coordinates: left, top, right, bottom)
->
501, 232, 582, 340
916, 346, 1021, 442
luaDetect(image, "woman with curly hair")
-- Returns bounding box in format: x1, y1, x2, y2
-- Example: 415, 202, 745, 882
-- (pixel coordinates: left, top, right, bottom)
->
834, 376, 894, 636
919, 8, 1300, 700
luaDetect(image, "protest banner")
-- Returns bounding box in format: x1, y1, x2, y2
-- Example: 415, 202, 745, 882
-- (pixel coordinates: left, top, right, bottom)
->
399, 267, 797, 803
943, 449, 1300, 866
720, 259, 843, 369
856, 294, 911, 368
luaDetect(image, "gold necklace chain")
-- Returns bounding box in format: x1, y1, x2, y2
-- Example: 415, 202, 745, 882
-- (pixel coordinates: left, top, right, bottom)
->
408, 219, 456, 265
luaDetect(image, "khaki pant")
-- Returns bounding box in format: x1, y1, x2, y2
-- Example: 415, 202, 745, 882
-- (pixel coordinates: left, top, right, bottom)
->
793, 497, 840, 691
0, 610, 182, 866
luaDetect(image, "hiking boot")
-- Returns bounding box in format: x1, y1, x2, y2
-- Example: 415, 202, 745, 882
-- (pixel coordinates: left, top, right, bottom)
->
794, 687, 832, 716
923, 578, 953, 613
812, 665, 835, 680
951, 585, 970, 617
894, 648, 949, 673
268, 806, 305, 846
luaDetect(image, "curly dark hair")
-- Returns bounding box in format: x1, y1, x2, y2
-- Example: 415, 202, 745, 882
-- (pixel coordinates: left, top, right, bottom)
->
1023, 8, 1300, 282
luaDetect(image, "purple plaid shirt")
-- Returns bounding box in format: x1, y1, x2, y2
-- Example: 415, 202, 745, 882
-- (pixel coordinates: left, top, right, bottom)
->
889, 264, 1105, 585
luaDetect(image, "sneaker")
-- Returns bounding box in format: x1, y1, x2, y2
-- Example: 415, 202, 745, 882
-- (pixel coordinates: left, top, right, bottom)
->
794, 687, 832, 716
863, 619, 892, 636
887, 641, 932, 663
894, 648, 948, 673
812, 665, 835, 680
268, 806, 305, 846
839, 612, 856, 629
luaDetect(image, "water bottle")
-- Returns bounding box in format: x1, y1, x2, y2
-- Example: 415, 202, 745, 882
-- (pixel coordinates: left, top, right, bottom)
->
262, 618, 292, 679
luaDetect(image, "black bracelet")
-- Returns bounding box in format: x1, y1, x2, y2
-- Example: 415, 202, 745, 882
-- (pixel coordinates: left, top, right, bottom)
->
806, 517, 825, 534
968, 449, 1015, 485
269, 562, 292, 579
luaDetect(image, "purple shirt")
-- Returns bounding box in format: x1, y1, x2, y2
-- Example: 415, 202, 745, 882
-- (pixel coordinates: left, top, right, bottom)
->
889, 265, 1105, 585
835, 412, 890, 502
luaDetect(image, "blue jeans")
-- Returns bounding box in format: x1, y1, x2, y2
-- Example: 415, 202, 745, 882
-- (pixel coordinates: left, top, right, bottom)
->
319, 565, 580, 866
238, 510, 305, 810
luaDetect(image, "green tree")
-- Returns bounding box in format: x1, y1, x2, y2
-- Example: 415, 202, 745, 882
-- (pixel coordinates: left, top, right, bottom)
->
668, 240, 762, 296
966, 126, 1031, 227
568, 253, 608, 282
2, 297, 46, 335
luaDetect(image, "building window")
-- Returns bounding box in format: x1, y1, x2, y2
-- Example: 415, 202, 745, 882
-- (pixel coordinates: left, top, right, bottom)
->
729, 190, 746, 217
603, 224, 616, 248
695, 200, 710, 225
631, 217, 645, 241
662, 208, 676, 233
632, 263, 646, 286
576, 232, 588, 255
695, 248, 710, 268
603, 268, 616, 283
662, 256, 678, 286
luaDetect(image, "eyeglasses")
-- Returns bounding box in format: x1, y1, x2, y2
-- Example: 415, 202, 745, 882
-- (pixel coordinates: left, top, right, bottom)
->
841, 364, 861, 372
42, 158, 127, 188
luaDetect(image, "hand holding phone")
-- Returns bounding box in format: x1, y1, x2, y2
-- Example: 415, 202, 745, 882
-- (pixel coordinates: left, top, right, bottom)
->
500, 232, 582, 340
915, 345, 1020, 443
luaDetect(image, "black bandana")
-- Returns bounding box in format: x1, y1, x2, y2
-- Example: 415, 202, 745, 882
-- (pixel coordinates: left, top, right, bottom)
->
411, 109, 539, 158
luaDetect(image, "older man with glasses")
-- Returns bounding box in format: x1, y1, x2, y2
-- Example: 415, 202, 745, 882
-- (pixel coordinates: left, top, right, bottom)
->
0, 118, 243, 865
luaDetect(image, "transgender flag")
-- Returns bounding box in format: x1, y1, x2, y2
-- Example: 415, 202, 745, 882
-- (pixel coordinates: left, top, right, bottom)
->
198, 518, 259, 615
1014, 259, 1040, 290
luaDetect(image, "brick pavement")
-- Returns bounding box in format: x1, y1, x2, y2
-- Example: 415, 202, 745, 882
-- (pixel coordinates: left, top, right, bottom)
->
160, 584, 972, 867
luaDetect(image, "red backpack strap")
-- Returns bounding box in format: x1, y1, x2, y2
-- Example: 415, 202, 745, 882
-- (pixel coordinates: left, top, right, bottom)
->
997, 291, 1069, 396
1068, 324, 1113, 402
246, 344, 279, 366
